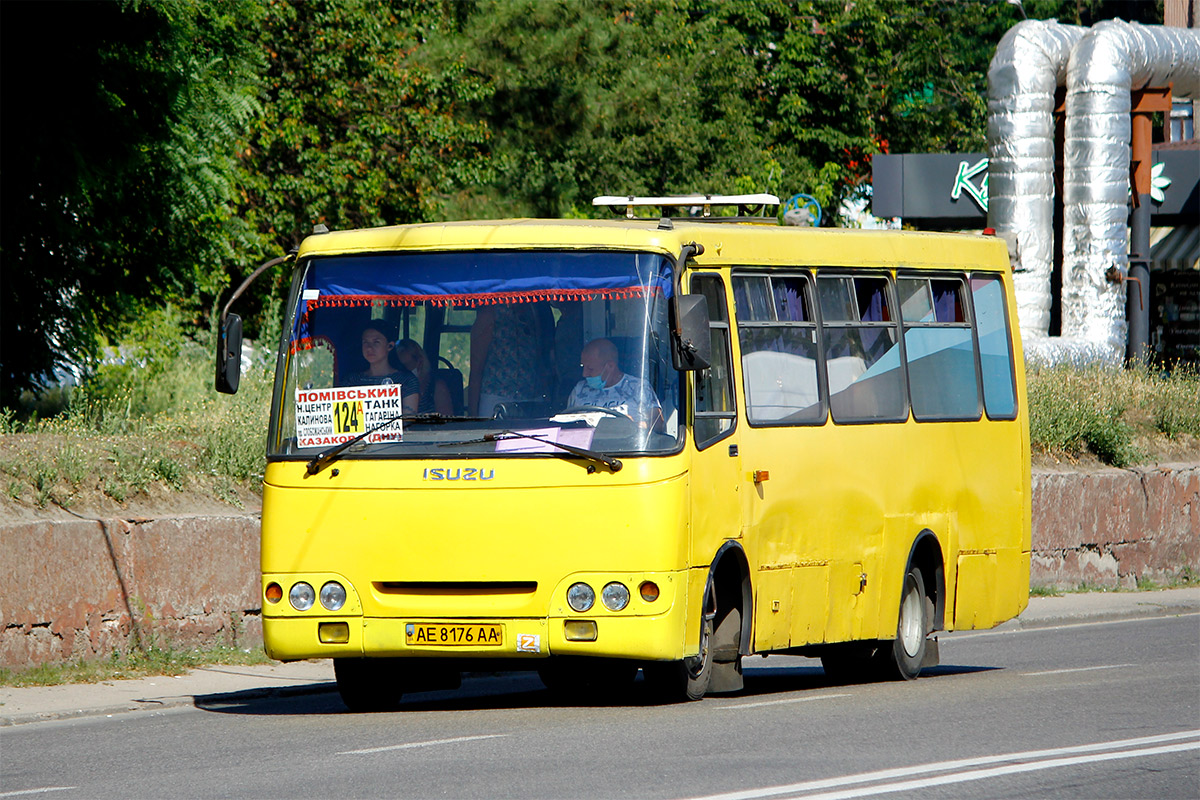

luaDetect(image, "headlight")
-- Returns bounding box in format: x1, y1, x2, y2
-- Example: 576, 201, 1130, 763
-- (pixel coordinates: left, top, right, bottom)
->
320, 581, 347, 611
289, 582, 315, 611
601, 582, 630, 611
567, 582, 595, 612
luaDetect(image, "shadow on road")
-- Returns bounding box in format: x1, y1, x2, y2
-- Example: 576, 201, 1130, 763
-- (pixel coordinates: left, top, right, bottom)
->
196, 661, 1000, 717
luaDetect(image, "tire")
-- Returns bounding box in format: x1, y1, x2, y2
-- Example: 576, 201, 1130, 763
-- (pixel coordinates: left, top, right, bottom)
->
643, 612, 713, 702
876, 566, 928, 681
334, 657, 403, 712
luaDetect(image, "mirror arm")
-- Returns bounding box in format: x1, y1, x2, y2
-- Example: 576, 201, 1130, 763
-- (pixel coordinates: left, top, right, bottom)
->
671, 242, 704, 339
220, 253, 294, 326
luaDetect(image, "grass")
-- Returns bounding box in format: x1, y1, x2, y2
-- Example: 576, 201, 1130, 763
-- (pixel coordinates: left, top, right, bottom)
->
1, 305, 273, 511
1027, 361, 1200, 468
1029, 568, 1198, 598
0, 645, 272, 688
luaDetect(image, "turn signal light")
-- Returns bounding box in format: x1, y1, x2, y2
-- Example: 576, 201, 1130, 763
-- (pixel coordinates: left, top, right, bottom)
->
265, 583, 283, 603
564, 620, 598, 641
639, 581, 660, 602
318, 622, 350, 644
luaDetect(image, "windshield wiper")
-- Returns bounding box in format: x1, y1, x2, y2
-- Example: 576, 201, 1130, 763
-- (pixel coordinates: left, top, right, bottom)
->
304, 412, 490, 476
438, 430, 622, 473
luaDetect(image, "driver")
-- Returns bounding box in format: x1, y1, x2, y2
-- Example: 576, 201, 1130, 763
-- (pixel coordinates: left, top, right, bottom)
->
567, 338, 662, 430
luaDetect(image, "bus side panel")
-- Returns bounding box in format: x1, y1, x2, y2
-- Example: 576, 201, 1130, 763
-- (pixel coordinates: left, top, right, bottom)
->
736, 387, 1028, 648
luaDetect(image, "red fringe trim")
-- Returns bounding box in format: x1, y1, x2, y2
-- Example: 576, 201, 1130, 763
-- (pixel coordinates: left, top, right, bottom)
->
296, 287, 663, 333
304, 286, 659, 312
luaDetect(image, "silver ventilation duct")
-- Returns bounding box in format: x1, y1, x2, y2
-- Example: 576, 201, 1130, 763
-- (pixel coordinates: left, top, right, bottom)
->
1062, 20, 1200, 357
987, 20, 1084, 341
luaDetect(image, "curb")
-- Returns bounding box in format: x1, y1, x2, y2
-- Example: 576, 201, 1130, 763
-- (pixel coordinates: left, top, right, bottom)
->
1005, 599, 1200, 631
0, 681, 338, 728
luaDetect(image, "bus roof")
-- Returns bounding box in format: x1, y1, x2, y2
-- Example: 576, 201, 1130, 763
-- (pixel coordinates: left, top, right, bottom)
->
296, 218, 1010, 273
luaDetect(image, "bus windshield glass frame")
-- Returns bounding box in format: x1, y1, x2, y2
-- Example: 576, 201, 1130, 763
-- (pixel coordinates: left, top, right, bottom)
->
268, 249, 683, 459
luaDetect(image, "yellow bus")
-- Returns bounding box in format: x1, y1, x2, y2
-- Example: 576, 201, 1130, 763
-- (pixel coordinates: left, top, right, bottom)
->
216, 194, 1030, 710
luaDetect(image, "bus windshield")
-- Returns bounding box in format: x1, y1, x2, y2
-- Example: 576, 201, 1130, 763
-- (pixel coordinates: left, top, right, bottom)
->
269, 250, 682, 460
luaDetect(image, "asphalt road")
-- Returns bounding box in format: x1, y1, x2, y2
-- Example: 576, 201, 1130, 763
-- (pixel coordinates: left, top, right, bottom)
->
2, 614, 1196, 799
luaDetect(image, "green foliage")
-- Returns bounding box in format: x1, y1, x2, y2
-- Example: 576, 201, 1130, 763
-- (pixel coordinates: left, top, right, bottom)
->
431, 0, 1026, 220
0, 0, 1169, 407
231, 0, 494, 339
432, 0, 788, 218
0, 305, 271, 508
1028, 363, 1200, 468
1028, 364, 1139, 467
1, 0, 265, 407
0, 644, 270, 688
1148, 364, 1200, 439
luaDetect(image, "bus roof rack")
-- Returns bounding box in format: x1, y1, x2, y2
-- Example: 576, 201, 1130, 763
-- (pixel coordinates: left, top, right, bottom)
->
593, 193, 780, 221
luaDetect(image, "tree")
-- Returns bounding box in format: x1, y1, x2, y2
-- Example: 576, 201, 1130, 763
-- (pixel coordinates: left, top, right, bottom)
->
229, 0, 494, 337
433, 0, 1033, 220
428, 0, 796, 219
0, 0, 263, 407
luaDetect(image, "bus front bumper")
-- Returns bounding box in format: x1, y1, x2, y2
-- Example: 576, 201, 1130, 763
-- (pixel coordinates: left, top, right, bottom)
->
262, 607, 689, 663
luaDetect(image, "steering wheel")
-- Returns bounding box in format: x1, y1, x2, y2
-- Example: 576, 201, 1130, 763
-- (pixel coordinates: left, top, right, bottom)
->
560, 405, 632, 421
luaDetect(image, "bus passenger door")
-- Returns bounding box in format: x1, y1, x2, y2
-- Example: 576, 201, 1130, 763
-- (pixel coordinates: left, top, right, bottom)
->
687, 274, 742, 566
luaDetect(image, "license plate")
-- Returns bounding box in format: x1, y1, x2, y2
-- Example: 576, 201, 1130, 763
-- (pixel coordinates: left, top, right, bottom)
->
405, 623, 504, 647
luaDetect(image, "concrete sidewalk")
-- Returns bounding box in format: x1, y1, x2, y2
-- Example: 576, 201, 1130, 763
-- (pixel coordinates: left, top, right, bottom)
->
2, 587, 1196, 727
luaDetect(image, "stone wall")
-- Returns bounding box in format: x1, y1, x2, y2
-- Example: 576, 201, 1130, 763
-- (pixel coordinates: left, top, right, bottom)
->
1, 514, 261, 668
2, 464, 1196, 668
1030, 463, 1199, 589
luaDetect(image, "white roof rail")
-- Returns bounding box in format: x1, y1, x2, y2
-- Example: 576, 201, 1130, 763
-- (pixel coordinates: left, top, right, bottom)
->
592, 193, 780, 219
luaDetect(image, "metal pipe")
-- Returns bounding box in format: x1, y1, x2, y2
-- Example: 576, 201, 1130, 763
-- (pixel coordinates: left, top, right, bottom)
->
986, 20, 1084, 340
1062, 20, 1200, 359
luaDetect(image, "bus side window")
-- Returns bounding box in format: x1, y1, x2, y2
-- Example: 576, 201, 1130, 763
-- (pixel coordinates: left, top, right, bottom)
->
818, 275, 907, 424
691, 274, 736, 448
898, 276, 981, 421
969, 275, 1018, 419
733, 273, 823, 426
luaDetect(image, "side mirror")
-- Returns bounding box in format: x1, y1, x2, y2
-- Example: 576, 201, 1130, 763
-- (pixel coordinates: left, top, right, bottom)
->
215, 314, 243, 394
672, 294, 712, 371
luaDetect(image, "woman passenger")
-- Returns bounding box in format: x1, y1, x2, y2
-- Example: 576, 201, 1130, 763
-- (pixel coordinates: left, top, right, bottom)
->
396, 339, 454, 416
347, 324, 419, 414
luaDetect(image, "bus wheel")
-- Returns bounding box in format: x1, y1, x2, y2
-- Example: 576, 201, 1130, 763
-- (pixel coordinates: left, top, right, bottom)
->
334, 657, 403, 712
642, 612, 713, 702
875, 566, 928, 681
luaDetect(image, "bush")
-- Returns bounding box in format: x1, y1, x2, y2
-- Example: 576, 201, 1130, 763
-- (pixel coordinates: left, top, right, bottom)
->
1149, 363, 1200, 439
1, 304, 274, 507
1027, 362, 1200, 467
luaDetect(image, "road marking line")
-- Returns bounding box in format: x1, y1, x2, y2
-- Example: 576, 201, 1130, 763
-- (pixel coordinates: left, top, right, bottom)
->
680, 729, 1200, 800
721, 694, 851, 710
1023, 664, 1135, 676
0, 789, 76, 798
947, 611, 1200, 640
765, 742, 1200, 800
338, 733, 507, 755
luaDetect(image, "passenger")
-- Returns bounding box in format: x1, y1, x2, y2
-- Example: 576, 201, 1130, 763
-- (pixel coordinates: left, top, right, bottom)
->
396, 339, 454, 416
467, 303, 550, 416
567, 338, 663, 430
347, 324, 419, 414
